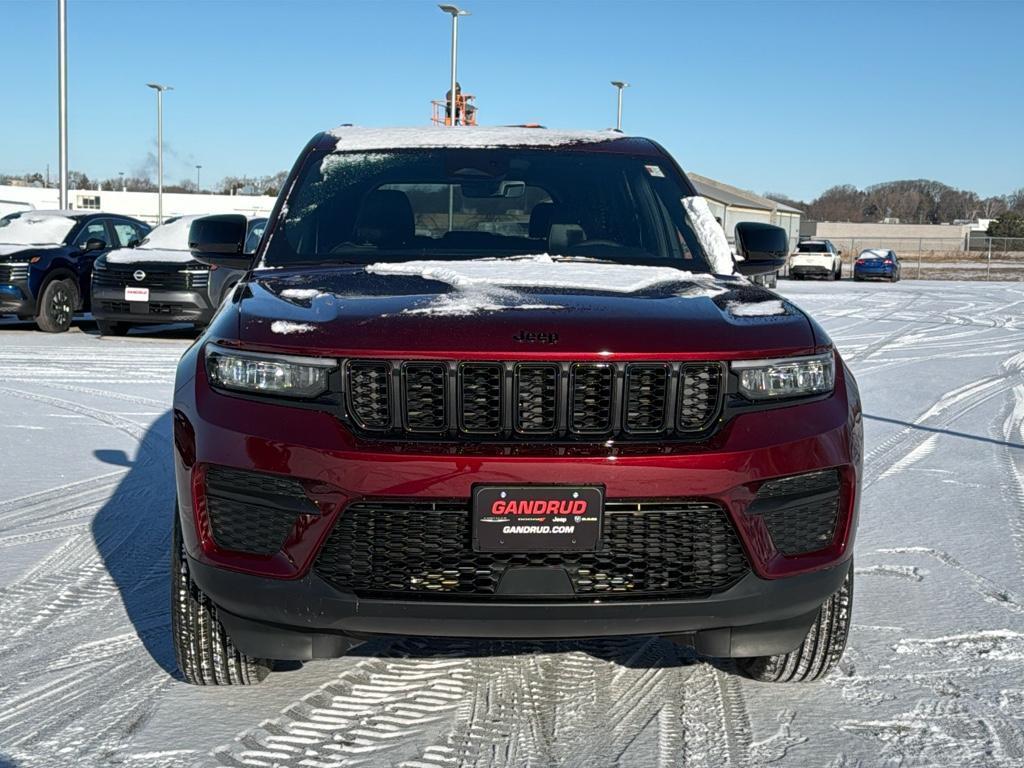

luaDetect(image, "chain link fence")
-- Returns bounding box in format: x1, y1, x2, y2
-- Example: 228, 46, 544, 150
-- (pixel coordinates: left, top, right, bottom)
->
781, 236, 1024, 281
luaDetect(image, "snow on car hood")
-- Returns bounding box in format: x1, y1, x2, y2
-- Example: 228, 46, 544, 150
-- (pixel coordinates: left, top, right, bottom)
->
0, 213, 75, 247
104, 247, 199, 265
233, 263, 814, 357
328, 125, 622, 152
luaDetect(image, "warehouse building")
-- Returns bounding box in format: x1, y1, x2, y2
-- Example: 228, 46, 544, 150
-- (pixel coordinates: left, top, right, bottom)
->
689, 173, 803, 250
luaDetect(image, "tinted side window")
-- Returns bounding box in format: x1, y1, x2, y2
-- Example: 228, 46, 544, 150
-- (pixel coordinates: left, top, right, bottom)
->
74, 220, 112, 248
113, 222, 141, 247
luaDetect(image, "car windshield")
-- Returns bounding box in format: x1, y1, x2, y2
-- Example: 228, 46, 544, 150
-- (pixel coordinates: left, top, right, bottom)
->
0, 213, 76, 246
798, 242, 828, 253
137, 215, 197, 250
262, 149, 714, 271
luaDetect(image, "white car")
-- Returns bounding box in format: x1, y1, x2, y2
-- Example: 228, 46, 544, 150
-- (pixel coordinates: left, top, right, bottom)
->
789, 239, 843, 280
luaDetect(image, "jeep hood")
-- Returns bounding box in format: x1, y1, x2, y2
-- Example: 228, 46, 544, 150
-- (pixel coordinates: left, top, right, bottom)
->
234, 263, 815, 358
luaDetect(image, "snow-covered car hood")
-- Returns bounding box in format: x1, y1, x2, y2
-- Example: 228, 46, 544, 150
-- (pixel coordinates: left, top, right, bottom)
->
0, 243, 58, 260
233, 261, 815, 357
104, 247, 200, 266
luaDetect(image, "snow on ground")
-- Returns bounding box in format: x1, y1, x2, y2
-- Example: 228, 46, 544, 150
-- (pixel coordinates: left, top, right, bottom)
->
1, 280, 1024, 767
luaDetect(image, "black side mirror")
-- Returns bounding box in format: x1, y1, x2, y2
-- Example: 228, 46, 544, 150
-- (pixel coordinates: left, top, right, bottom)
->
189, 214, 252, 269
733, 222, 789, 277
127, 238, 140, 248
83, 238, 107, 252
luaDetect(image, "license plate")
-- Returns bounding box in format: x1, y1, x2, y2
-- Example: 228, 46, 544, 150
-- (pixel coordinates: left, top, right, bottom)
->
125, 286, 149, 302
472, 485, 603, 552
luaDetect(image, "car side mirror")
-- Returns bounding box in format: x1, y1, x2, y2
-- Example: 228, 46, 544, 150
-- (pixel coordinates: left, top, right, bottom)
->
127, 238, 140, 248
83, 238, 107, 252
733, 222, 788, 277
189, 214, 253, 269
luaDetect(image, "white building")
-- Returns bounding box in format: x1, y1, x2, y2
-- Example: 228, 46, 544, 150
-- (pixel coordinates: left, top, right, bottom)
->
0, 184, 276, 224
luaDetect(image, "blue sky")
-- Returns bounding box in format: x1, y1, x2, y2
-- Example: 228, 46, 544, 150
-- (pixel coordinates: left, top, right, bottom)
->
2, 0, 1022, 200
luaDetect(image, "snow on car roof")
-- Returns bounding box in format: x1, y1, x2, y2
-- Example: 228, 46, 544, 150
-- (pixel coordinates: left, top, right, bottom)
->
860, 248, 891, 257
328, 125, 624, 152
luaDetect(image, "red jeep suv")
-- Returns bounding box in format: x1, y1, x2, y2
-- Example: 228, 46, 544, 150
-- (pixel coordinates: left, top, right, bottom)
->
172, 127, 861, 686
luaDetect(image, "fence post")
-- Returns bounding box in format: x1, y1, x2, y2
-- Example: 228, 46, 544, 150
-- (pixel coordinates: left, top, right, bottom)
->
987, 237, 992, 280
917, 246, 922, 280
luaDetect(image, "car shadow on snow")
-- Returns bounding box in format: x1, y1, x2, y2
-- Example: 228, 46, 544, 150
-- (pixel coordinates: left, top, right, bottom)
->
91, 411, 180, 679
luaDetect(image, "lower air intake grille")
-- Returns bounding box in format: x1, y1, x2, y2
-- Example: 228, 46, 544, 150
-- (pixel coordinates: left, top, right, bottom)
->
751, 469, 841, 556
314, 499, 749, 600
205, 466, 317, 555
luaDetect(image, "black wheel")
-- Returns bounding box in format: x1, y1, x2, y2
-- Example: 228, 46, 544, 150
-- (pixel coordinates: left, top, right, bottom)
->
171, 510, 271, 685
96, 319, 130, 337
35, 278, 78, 333
834, 264, 842, 281
737, 565, 853, 683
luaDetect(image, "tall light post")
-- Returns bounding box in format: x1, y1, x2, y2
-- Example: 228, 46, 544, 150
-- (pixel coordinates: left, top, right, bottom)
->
611, 81, 629, 132
438, 4, 469, 127
118, 171, 125, 192
195, 164, 202, 192
146, 82, 172, 222
57, 0, 69, 209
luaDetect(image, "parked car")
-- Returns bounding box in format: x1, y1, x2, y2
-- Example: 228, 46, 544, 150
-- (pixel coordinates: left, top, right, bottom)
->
854, 248, 900, 282
90, 215, 267, 336
0, 210, 150, 332
170, 126, 861, 687
789, 239, 843, 280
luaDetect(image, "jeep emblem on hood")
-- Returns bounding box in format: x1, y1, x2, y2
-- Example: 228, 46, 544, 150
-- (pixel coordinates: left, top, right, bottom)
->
513, 330, 559, 344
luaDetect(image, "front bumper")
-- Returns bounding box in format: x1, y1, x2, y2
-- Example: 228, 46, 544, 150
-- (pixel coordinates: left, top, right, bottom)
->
189, 552, 851, 659
173, 355, 862, 655
91, 285, 214, 325
0, 281, 33, 315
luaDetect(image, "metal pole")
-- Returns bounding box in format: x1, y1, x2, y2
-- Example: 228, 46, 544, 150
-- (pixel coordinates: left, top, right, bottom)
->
57, 0, 68, 209
196, 165, 201, 191
449, 15, 458, 125
987, 237, 992, 280
616, 88, 623, 131
156, 89, 163, 222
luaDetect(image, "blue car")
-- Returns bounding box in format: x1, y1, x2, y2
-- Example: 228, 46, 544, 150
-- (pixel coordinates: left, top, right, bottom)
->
0, 210, 150, 332
853, 248, 901, 282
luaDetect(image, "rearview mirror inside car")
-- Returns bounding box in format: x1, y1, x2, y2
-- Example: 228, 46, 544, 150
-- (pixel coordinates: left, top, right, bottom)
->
733, 222, 789, 277
189, 214, 253, 270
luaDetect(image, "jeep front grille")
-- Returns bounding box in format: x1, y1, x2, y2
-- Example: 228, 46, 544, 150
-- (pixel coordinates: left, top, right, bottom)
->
314, 498, 749, 600
342, 360, 724, 441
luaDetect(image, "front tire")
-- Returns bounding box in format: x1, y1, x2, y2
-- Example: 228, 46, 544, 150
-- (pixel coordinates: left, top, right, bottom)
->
737, 564, 853, 683
171, 510, 271, 685
35, 278, 78, 333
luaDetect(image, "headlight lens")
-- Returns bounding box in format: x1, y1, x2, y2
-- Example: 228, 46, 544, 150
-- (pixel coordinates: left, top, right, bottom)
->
733, 352, 835, 400
205, 344, 334, 398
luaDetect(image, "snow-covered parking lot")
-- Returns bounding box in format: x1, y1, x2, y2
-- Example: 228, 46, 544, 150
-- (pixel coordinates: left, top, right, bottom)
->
2, 279, 1023, 768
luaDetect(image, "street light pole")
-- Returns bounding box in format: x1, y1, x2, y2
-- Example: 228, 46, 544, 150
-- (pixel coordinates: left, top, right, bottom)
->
438, 5, 469, 127
611, 81, 629, 132
118, 171, 125, 192
146, 82, 172, 223
195, 164, 202, 192
57, 0, 69, 209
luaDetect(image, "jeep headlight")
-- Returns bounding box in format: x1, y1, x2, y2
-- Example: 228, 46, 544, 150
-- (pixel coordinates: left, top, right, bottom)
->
732, 352, 835, 400
205, 343, 334, 398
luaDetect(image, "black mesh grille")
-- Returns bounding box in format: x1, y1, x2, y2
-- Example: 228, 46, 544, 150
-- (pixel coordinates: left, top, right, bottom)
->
570, 364, 614, 434
752, 470, 841, 556
403, 363, 447, 432
342, 360, 725, 441
205, 466, 317, 555
460, 364, 503, 433
624, 364, 669, 434
314, 499, 750, 600
678, 363, 723, 432
347, 362, 391, 430
516, 364, 558, 433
